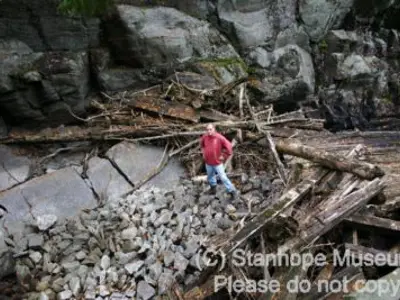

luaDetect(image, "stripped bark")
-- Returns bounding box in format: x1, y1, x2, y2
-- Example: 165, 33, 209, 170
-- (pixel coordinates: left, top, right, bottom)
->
275, 139, 385, 180
345, 214, 400, 234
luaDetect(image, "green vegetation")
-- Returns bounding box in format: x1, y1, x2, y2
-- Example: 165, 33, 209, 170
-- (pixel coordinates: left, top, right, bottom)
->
318, 39, 328, 52
58, 0, 114, 17
382, 94, 392, 104
194, 57, 249, 83
196, 57, 258, 75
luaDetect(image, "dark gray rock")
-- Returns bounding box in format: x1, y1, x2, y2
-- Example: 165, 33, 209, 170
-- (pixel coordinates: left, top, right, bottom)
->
0, 41, 91, 125
216, 0, 297, 50
249, 44, 315, 111
28, 234, 44, 249
0, 0, 100, 52
104, 5, 239, 67
0, 167, 96, 236
174, 252, 189, 272
96, 68, 147, 92
183, 239, 200, 258
0, 250, 15, 280
0, 144, 31, 192
314, 29, 400, 131
136, 280, 155, 300
248, 47, 273, 69
216, 217, 234, 230
158, 272, 174, 295
275, 24, 311, 52
107, 142, 184, 190
86, 156, 132, 200
299, 0, 354, 42
149, 261, 163, 281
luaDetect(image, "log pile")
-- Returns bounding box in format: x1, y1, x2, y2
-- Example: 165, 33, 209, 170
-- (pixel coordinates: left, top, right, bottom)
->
176, 143, 391, 300
2, 72, 400, 299
0, 72, 325, 178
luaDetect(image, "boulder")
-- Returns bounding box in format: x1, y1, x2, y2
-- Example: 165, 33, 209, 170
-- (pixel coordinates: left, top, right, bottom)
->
320, 88, 375, 131
142, 157, 186, 191
0, 0, 100, 52
86, 156, 133, 200
96, 69, 150, 92
353, 0, 400, 30
216, 0, 297, 50
0, 167, 96, 235
299, 0, 354, 42
90, 48, 178, 92
0, 250, 15, 280
275, 24, 311, 52
105, 141, 185, 191
248, 44, 315, 111
314, 29, 400, 130
0, 40, 91, 125
103, 5, 239, 68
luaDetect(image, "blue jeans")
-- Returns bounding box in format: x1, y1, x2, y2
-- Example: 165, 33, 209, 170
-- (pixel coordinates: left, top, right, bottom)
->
205, 164, 236, 193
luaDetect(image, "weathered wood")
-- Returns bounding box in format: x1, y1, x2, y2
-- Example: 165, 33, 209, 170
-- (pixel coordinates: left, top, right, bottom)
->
266, 131, 288, 185
212, 168, 330, 254
279, 177, 385, 253
127, 96, 200, 123
264, 265, 307, 300
299, 266, 364, 300
199, 108, 239, 122
0, 125, 174, 144
345, 214, 400, 234
275, 139, 385, 180
373, 197, 400, 217
245, 91, 288, 184
344, 243, 393, 261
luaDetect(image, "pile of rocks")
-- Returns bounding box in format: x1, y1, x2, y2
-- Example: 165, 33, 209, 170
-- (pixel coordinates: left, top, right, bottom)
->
1, 173, 280, 300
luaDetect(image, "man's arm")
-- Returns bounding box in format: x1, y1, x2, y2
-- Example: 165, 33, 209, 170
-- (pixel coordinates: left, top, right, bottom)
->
219, 134, 232, 160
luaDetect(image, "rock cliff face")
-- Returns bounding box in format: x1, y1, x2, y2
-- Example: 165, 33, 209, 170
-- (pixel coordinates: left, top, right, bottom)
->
0, 0, 399, 130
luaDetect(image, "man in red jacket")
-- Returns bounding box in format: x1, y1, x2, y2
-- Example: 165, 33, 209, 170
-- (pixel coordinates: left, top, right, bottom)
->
200, 124, 237, 201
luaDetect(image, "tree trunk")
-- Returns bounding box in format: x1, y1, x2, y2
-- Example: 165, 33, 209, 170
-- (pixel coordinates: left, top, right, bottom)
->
275, 139, 385, 180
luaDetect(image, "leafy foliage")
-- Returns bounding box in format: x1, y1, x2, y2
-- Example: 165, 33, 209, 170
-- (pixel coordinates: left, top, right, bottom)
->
58, 0, 114, 17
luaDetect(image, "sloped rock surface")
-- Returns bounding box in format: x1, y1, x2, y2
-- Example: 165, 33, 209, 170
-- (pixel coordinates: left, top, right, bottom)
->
0, 167, 96, 235
299, 0, 354, 42
216, 0, 297, 50
0, 40, 91, 125
105, 141, 175, 188
0, 0, 100, 52
86, 156, 133, 200
315, 29, 400, 131
248, 44, 315, 111
0, 145, 31, 192
104, 5, 240, 68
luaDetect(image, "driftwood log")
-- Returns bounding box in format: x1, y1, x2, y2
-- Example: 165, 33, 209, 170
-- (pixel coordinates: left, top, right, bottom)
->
275, 139, 385, 180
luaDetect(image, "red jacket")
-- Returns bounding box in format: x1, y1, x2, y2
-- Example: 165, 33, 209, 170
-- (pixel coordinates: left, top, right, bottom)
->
200, 132, 233, 166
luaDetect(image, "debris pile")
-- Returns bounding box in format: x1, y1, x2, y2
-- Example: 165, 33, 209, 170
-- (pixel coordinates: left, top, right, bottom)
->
0, 73, 324, 178
0, 173, 283, 299
2, 72, 400, 300
177, 143, 398, 300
